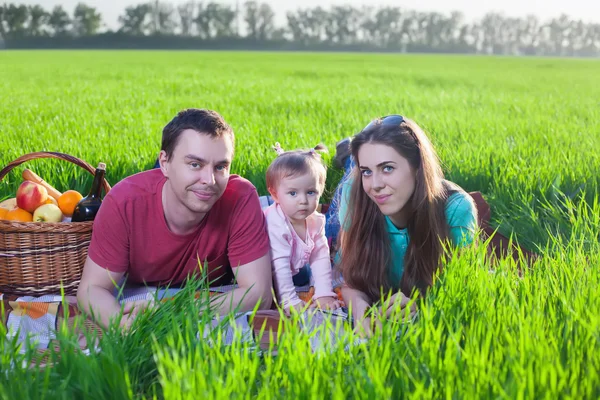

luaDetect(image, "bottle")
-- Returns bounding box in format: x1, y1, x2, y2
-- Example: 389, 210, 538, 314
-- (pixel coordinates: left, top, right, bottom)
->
71, 162, 106, 222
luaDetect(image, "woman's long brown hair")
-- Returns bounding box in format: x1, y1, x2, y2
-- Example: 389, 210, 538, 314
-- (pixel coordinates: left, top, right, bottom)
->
339, 119, 457, 302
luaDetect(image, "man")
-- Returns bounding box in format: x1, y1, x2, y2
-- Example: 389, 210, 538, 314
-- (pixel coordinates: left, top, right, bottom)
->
77, 109, 272, 328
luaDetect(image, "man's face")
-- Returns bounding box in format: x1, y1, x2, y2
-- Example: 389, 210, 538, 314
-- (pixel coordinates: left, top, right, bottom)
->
160, 129, 233, 215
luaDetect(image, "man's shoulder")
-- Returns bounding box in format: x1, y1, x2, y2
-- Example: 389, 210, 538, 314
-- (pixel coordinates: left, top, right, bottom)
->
106, 169, 164, 204
225, 174, 258, 193
220, 174, 259, 203
208, 175, 263, 226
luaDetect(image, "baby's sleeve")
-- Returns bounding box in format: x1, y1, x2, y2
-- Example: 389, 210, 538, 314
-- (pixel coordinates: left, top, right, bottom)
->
266, 211, 303, 308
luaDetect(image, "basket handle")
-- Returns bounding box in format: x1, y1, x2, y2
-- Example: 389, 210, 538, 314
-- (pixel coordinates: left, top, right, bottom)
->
0, 152, 111, 195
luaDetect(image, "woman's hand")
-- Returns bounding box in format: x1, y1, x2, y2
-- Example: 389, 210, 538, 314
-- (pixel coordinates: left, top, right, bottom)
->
379, 291, 417, 320
354, 316, 382, 338
341, 285, 374, 337
310, 296, 343, 310
354, 292, 417, 338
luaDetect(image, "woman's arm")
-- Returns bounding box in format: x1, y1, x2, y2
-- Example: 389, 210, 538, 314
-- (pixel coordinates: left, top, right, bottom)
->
446, 192, 478, 247
341, 285, 374, 335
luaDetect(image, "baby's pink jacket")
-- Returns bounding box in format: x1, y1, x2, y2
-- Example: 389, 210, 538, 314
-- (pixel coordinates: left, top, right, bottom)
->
263, 203, 337, 308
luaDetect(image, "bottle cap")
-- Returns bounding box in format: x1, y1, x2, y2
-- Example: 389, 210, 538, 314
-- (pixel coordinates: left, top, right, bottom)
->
98, 162, 106, 170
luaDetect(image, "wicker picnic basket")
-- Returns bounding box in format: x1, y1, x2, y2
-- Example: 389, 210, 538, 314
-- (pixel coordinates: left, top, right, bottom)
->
0, 152, 111, 297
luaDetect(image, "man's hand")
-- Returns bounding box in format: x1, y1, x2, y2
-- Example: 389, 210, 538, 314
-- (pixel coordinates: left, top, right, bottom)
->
309, 296, 343, 311
77, 256, 127, 330
211, 253, 273, 315
119, 299, 157, 329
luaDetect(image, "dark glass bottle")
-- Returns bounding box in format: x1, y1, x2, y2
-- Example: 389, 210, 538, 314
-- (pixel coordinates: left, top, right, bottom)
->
71, 162, 106, 222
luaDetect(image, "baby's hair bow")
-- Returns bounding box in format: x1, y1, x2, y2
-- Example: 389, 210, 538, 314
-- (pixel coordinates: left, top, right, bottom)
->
273, 142, 285, 156
309, 144, 327, 157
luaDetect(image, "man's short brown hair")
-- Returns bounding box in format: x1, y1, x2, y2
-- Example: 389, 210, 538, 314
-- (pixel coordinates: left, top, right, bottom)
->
162, 109, 234, 161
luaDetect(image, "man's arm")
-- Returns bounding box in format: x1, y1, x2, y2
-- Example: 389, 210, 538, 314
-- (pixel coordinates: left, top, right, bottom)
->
221, 185, 273, 314
77, 256, 129, 329
78, 252, 272, 327
210, 252, 273, 314
77, 193, 139, 329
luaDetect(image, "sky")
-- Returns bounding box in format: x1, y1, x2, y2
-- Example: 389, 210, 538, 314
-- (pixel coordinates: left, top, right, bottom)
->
14, 0, 600, 30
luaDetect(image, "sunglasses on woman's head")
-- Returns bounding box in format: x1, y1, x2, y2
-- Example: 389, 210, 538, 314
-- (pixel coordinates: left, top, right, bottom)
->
363, 114, 405, 130
363, 114, 419, 144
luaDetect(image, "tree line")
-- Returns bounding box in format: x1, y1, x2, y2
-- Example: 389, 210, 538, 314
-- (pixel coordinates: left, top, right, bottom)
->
1, 1, 599, 56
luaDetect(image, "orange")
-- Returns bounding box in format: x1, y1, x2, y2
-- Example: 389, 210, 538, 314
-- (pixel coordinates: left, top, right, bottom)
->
4, 207, 33, 222
58, 190, 83, 217
0, 208, 7, 220
44, 197, 58, 206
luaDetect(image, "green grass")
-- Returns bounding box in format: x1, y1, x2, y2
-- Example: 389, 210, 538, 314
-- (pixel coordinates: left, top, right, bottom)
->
1, 51, 600, 398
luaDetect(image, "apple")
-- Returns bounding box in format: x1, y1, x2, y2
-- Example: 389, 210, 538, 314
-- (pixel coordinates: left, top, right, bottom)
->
33, 204, 63, 223
0, 198, 17, 210
16, 181, 48, 213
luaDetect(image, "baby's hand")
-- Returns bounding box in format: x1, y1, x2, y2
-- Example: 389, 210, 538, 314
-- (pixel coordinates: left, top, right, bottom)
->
310, 296, 343, 310
285, 300, 307, 316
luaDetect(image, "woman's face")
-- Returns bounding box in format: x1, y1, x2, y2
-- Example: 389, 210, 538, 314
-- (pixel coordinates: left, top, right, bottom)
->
357, 142, 416, 228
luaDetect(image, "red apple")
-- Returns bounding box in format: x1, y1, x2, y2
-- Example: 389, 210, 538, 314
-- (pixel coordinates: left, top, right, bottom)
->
17, 181, 49, 213
33, 204, 63, 223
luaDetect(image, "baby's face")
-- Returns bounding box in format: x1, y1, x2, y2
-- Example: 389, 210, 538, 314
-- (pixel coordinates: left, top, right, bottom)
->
273, 172, 321, 225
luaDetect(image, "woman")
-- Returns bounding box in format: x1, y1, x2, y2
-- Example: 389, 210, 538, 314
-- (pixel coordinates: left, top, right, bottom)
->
335, 115, 478, 335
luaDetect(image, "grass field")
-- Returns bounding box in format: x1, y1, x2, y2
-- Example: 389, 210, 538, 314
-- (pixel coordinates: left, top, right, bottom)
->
1, 51, 600, 398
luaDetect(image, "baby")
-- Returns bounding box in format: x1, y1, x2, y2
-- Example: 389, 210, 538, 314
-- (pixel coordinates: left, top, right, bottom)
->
263, 143, 342, 313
